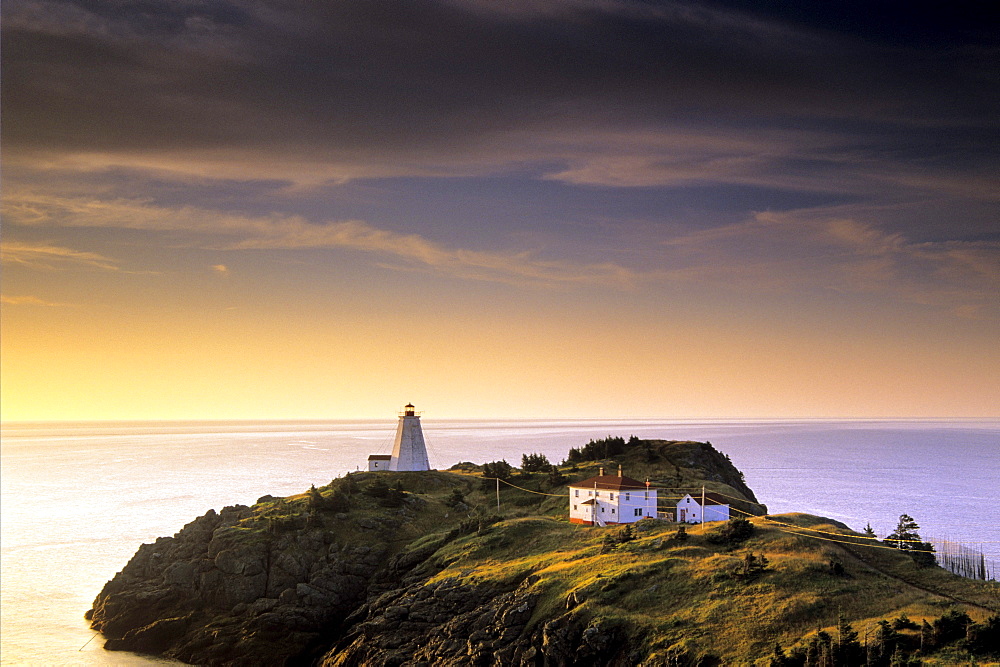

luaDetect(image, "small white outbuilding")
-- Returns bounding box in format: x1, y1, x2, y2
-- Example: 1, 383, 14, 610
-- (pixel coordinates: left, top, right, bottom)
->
368, 454, 391, 471
676, 491, 730, 524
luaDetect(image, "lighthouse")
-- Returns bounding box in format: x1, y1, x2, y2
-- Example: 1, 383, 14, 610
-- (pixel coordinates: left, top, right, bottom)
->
386, 403, 430, 471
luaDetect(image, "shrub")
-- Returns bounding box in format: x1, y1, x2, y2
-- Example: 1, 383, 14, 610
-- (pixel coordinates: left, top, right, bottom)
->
733, 552, 769, 581
707, 518, 754, 545
380, 481, 405, 508
446, 487, 465, 508
363, 478, 389, 498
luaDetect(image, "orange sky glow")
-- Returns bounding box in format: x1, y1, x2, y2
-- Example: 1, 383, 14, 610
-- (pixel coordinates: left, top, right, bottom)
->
2, 1, 998, 421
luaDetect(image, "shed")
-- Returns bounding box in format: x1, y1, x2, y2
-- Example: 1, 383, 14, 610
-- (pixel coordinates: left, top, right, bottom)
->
676, 492, 730, 524
367, 454, 391, 471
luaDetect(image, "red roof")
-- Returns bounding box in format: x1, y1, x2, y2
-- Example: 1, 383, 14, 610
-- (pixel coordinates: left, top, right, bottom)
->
680, 492, 729, 506
569, 474, 647, 491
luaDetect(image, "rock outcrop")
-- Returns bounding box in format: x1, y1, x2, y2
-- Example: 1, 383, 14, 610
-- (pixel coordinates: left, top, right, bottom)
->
88, 502, 388, 665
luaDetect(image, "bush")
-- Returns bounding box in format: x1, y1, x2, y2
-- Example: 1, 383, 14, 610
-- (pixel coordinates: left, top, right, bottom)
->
733, 552, 769, 581
380, 481, 406, 508
707, 518, 755, 545
446, 487, 465, 508
600, 524, 637, 553
363, 478, 389, 498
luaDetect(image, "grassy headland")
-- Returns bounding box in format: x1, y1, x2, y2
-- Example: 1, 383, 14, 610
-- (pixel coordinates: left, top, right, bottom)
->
90, 438, 999, 666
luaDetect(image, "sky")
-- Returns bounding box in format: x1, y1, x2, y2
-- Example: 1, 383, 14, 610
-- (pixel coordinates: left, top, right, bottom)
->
2, 0, 998, 421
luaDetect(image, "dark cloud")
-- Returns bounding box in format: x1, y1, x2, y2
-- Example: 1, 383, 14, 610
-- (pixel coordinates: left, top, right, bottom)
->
3, 0, 997, 160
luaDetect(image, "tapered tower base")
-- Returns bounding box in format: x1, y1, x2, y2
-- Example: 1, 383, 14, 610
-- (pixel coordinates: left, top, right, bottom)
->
389, 403, 430, 471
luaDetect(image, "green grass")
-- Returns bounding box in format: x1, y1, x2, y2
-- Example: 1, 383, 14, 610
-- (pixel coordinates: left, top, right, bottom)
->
240, 441, 999, 665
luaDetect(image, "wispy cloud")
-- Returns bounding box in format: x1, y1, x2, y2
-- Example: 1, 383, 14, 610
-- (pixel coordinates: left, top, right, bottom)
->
1, 193, 649, 288
0, 294, 74, 307
659, 208, 1000, 316
0, 240, 120, 271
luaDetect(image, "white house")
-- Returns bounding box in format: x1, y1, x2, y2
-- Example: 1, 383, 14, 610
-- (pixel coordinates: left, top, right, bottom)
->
676, 492, 730, 524
568, 466, 656, 526
367, 403, 431, 471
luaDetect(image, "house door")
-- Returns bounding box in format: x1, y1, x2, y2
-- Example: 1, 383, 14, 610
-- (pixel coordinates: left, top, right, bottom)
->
679, 508, 686, 522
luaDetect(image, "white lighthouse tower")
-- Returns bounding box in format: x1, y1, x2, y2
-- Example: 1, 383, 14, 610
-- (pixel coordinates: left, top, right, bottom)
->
388, 403, 430, 471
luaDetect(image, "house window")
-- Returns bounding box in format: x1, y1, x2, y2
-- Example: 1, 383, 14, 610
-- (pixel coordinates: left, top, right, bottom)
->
634, 508, 642, 516
610, 493, 614, 500
611, 508, 615, 515
573, 504, 577, 510
644, 491, 648, 500
600, 507, 605, 513
625, 492, 630, 501
574, 489, 579, 497
588, 491, 593, 496
596, 492, 600, 498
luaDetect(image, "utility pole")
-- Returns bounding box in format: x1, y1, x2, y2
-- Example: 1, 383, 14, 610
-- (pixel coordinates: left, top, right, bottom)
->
701, 485, 706, 529
496, 477, 500, 513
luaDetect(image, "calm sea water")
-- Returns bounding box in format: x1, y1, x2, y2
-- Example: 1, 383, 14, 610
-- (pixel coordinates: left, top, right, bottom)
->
2, 419, 998, 665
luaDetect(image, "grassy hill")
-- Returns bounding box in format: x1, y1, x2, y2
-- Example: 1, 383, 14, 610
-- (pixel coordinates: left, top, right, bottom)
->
89, 438, 999, 666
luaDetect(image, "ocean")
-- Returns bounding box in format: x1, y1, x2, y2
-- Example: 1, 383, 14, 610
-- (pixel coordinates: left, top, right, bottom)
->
1, 419, 998, 665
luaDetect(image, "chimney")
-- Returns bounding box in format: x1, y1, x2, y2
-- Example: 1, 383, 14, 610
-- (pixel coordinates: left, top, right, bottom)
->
599, 467, 604, 476
618, 464, 623, 477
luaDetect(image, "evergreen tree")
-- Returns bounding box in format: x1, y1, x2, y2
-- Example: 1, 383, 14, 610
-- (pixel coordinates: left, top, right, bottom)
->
885, 514, 936, 566
919, 619, 933, 652
520, 452, 551, 472
770, 643, 789, 667
869, 619, 899, 667
833, 616, 865, 667
483, 460, 513, 480
547, 467, 567, 486
308, 484, 324, 508
966, 614, 1000, 655
932, 609, 971, 646
863, 522, 877, 538
885, 514, 921, 549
